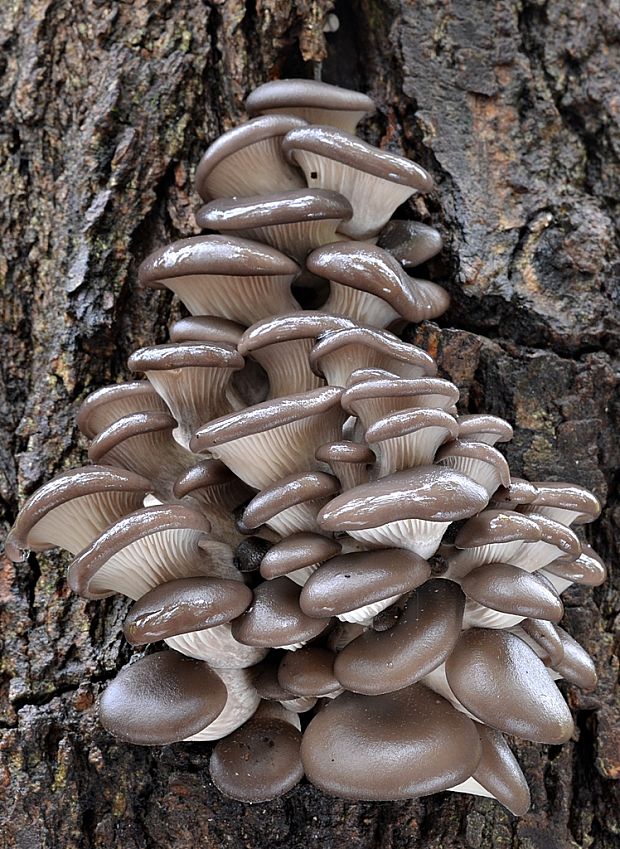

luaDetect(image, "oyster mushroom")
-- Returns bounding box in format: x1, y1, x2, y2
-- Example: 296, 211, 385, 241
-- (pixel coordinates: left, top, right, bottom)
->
315, 441, 376, 489
435, 440, 511, 498
365, 408, 459, 475
169, 315, 245, 346
242, 471, 340, 537
378, 220, 443, 268
457, 414, 514, 446
277, 646, 341, 698
77, 381, 169, 439
260, 532, 341, 585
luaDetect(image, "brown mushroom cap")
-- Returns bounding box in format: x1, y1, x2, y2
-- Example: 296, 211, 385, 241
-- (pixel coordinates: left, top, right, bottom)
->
5, 466, 151, 562
77, 381, 169, 438
457, 414, 514, 445
173, 458, 250, 508
169, 315, 245, 346
435, 440, 511, 494
246, 79, 376, 133
260, 533, 341, 580
123, 577, 253, 644
315, 440, 376, 489
445, 629, 574, 744
299, 549, 431, 618
543, 543, 607, 588
523, 481, 602, 525
241, 471, 340, 536
341, 375, 459, 428
378, 220, 443, 268
278, 646, 341, 697
301, 683, 482, 800
519, 618, 565, 668
195, 115, 307, 201
454, 510, 542, 549
472, 726, 531, 816
209, 713, 304, 802
196, 189, 353, 230
365, 408, 459, 473
231, 577, 331, 648
490, 477, 540, 510
238, 311, 356, 354
461, 563, 564, 622
334, 579, 464, 695
99, 652, 228, 745
552, 626, 597, 689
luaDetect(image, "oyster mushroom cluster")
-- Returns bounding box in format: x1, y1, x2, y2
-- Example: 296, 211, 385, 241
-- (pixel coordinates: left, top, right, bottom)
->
7, 79, 606, 813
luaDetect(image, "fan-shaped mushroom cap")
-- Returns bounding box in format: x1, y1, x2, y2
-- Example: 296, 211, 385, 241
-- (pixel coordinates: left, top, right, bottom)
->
77, 381, 169, 439
238, 312, 356, 397
242, 471, 341, 537
490, 477, 540, 510
191, 387, 346, 490
366, 408, 459, 474
196, 190, 353, 263
334, 579, 464, 694
278, 646, 341, 697
461, 563, 564, 623
435, 440, 511, 497
66, 504, 236, 601
310, 326, 437, 388
521, 512, 582, 569
88, 411, 195, 498
318, 466, 489, 559
283, 126, 433, 240
246, 79, 376, 133
518, 618, 565, 668
251, 657, 317, 713
542, 543, 607, 593
99, 651, 228, 745
378, 220, 443, 268
138, 235, 300, 324
315, 440, 376, 489
301, 683, 481, 800
342, 376, 460, 430
169, 315, 245, 346
123, 577, 252, 644
260, 532, 341, 583
469, 726, 531, 816
457, 414, 514, 445
522, 481, 602, 526
231, 577, 331, 650
300, 548, 431, 624
552, 626, 597, 689
445, 629, 574, 744
6, 466, 151, 562
195, 115, 307, 201
307, 242, 448, 327
210, 705, 304, 802
173, 459, 251, 510
128, 341, 244, 449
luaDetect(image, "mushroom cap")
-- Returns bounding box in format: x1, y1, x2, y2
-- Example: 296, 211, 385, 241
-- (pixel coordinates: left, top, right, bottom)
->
196, 189, 353, 230
461, 563, 564, 622
525, 481, 602, 524
299, 548, 431, 618
283, 126, 433, 193
301, 683, 482, 800
454, 510, 542, 549
195, 114, 307, 201
457, 414, 514, 444
99, 652, 228, 745
306, 242, 444, 325
138, 234, 299, 289
242, 471, 340, 531
6, 466, 151, 562
553, 626, 597, 689
342, 375, 459, 416
315, 440, 376, 467
334, 579, 464, 695
491, 477, 540, 508
191, 386, 343, 452
169, 315, 245, 346
238, 311, 356, 355
123, 577, 253, 644
544, 543, 606, 586
473, 726, 531, 816
528, 512, 582, 561
87, 410, 178, 463
378, 220, 443, 268
127, 341, 244, 373
445, 629, 574, 744
231, 577, 331, 648
435, 440, 511, 489
77, 381, 169, 438
209, 713, 304, 802
365, 407, 459, 444
519, 618, 565, 667
246, 78, 375, 121
260, 532, 342, 580
278, 646, 341, 697
318, 466, 489, 531
172, 459, 242, 499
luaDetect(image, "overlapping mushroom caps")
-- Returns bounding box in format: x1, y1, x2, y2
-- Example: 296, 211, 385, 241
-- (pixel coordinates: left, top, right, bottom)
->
6, 78, 606, 813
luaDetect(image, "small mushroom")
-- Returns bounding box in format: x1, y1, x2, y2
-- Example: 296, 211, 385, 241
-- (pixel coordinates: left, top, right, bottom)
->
169, 315, 245, 346
315, 441, 376, 489
260, 532, 341, 585
246, 79, 376, 133
365, 408, 459, 475
242, 471, 340, 537
195, 115, 307, 200
5, 466, 151, 562
77, 381, 169, 439
173, 459, 251, 511
541, 543, 607, 593
517, 618, 565, 668
378, 220, 443, 268
277, 646, 341, 697
490, 477, 540, 510
138, 235, 300, 324
435, 440, 511, 498
282, 126, 433, 240
521, 481, 601, 526
460, 563, 564, 624
457, 414, 514, 446
550, 626, 597, 690
99, 651, 228, 745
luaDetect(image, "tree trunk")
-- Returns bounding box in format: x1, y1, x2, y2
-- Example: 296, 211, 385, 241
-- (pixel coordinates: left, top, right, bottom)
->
1, 0, 618, 846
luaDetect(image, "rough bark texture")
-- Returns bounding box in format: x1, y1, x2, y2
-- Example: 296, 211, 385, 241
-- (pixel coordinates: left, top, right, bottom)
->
1, 0, 618, 847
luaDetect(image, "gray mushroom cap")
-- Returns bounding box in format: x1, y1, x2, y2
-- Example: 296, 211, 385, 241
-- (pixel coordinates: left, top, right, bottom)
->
457, 414, 514, 445
238, 311, 356, 354
99, 651, 228, 745
300, 683, 482, 801
246, 79, 376, 132
195, 114, 307, 201
77, 381, 169, 438
552, 626, 597, 689
241, 471, 341, 535
461, 563, 564, 622
169, 315, 245, 346
472, 725, 531, 816
455, 510, 542, 549
435, 440, 511, 493
341, 375, 460, 426
196, 189, 353, 230
315, 440, 376, 489
123, 577, 253, 644
299, 548, 431, 619
378, 220, 443, 267
445, 629, 575, 744
519, 618, 565, 668
523, 481, 602, 525
260, 533, 342, 580
333, 579, 464, 695
543, 543, 607, 588
231, 577, 331, 649
278, 646, 341, 697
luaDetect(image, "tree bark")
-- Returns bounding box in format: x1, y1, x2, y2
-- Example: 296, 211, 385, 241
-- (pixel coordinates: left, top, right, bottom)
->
1, 1, 618, 847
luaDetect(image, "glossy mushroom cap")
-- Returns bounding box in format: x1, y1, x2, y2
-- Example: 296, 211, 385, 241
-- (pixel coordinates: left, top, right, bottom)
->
461, 563, 564, 623
365, 407, 459, 474
523, 481, 602, 525
341, 375, 460, 430
246, 79, 376, 133
169, 315, 245, 346
457, 414, 514, 445
173, 459, 251, 510
301, 683, 482, 800
315, 440, 376, 489
435, 440, 511, 497
277, 646, 341, 697
260, 532, 341, 581
378, 220, 443, 268
241, 471, 341, 536
195, 115, 307, 201
77, 381, 169, 438
99, 651, 228, 745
